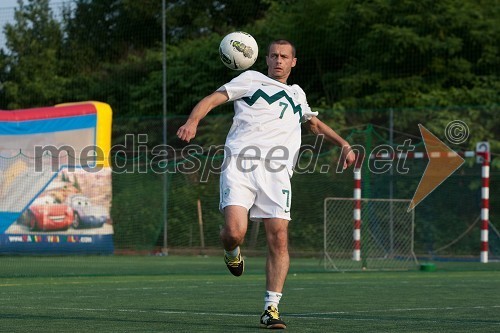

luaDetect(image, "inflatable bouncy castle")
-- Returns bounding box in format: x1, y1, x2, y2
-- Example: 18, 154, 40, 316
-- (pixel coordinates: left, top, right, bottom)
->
0, 102, 113, 254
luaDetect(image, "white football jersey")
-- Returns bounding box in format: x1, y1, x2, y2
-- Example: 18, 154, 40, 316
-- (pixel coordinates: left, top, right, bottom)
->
217, 70, 316, 175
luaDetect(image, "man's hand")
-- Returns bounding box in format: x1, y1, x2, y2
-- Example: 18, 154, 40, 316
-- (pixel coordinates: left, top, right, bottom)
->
176, 120, 198, 143
341, 145, 356, 170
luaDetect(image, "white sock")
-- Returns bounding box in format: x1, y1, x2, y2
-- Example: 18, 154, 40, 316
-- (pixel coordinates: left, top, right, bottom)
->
264, 290, 282, 310
224, 246, 240, 259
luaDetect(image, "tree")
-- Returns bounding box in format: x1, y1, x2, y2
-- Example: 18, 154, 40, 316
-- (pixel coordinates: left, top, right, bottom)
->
327, 0, 500, 109
2, 0, 65, 109
0, 50, 8, 108
61, 0, 162, 75
165, 0, 269, 44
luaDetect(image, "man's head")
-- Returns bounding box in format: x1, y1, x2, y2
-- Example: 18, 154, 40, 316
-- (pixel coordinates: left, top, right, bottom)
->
266, 39, 297, 84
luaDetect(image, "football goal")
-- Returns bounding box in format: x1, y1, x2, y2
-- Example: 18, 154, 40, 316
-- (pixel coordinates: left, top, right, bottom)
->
324, 197, 417, 271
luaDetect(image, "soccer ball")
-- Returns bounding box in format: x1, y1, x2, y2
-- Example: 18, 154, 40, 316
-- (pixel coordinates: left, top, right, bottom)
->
219, 31, 258, 71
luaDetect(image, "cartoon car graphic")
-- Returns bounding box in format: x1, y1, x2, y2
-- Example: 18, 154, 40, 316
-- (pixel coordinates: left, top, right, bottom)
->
18, 195, 74, 231
65, 194, 108, 229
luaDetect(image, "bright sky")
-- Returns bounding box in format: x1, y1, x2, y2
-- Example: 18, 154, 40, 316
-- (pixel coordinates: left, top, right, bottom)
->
0, 0, 70, 50
0, 0, 19, 10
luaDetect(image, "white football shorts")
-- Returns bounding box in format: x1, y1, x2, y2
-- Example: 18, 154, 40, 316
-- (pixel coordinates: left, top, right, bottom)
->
219, 155, 292, 222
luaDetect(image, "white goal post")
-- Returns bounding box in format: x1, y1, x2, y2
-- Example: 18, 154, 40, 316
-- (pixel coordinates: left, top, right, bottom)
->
324, 198, 418, 271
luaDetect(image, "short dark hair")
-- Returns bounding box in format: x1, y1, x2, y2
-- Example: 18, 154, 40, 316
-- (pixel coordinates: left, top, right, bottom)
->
267, 39, 296, 57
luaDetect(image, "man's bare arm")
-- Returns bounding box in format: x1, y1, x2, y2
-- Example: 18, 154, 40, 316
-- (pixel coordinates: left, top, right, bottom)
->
177, 91, 229, 142
306, 116, 356, 169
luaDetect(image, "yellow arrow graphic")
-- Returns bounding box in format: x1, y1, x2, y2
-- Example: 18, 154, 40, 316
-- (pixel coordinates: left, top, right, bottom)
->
408, 124, 465, 211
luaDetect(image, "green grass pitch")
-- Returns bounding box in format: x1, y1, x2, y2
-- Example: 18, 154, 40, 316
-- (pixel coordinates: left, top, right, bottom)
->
0, 255, 499, 332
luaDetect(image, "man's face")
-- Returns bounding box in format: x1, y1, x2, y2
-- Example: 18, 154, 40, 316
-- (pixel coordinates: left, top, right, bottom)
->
266, 43, 297, 83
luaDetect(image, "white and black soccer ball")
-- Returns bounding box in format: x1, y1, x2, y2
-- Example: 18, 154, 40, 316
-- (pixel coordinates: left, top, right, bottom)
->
219, 31, 258, 71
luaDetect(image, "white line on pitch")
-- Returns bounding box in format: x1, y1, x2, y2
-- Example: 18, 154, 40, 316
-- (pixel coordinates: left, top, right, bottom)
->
2, 304, 500, 323
299, 304, 500, 316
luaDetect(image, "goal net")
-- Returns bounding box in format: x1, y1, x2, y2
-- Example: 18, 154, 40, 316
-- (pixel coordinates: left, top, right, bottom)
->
324, 198, 417, 271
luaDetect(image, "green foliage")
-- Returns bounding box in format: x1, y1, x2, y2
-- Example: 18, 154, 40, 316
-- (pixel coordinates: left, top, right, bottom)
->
2, 0, 65, 108
166, 34, 233, 115
2, 0, 498, 118
165, 0, 270, 43
61, 0, 161, 73
328, 0, 500, 109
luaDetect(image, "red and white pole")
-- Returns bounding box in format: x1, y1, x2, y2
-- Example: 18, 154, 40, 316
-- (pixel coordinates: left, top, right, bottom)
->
480, 151, 490, 263
353, 155, 362, 261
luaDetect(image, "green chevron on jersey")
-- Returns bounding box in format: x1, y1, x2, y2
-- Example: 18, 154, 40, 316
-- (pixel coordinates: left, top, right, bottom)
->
242, 89, 303, 119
